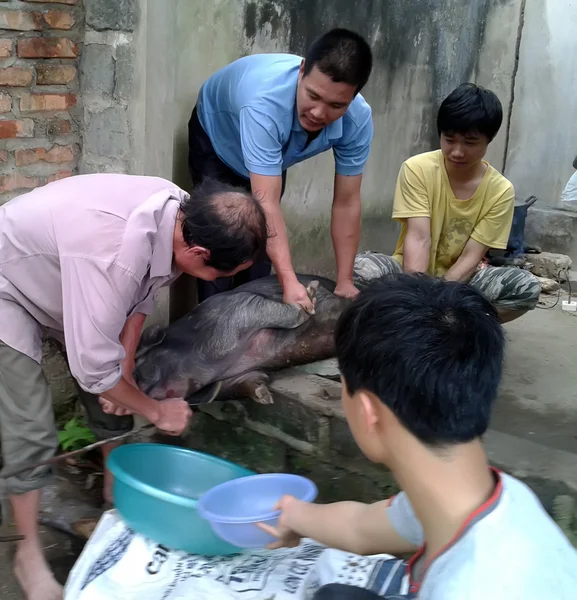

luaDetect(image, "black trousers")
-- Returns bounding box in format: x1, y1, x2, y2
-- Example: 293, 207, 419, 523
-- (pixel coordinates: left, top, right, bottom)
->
313, 584, 384, 599
187, 104, 287, 302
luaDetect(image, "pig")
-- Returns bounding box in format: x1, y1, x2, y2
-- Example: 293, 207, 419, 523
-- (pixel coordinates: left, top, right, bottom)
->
133, 251, 395, 406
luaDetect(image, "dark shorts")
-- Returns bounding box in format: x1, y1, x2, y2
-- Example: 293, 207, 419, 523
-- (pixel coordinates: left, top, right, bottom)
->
188, 104, 287, 302
0, 340, 132, 496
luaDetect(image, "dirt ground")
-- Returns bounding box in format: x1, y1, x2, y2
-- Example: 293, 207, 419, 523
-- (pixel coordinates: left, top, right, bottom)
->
0, 299, 575, 599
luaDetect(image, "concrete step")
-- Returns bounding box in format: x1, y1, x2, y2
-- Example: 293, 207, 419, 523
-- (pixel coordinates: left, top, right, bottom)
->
491, 304, 577, 455
525, 207, 577, 263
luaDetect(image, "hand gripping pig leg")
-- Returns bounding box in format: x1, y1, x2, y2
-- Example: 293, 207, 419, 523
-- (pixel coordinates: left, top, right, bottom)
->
241, 280, 320, 330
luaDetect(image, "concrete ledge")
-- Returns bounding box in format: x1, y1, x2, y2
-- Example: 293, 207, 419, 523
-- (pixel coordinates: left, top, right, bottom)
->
526, 208, 577, 263
184, 369, 577, 509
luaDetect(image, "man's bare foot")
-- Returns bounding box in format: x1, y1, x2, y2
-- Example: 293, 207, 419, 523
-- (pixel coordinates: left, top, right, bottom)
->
14, 540, 63, 600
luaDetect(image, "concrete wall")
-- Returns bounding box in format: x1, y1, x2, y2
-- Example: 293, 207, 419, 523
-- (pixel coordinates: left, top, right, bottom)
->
169, 0, 523, 277
505, 0, 577, 209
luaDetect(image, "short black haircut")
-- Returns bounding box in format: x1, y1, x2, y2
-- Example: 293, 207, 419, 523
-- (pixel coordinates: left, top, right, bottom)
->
437, 83, 503, 142
573, 154, 577, 170
179, 178, 269, 272
303, 28, 373, 94
335, 273, 505, 447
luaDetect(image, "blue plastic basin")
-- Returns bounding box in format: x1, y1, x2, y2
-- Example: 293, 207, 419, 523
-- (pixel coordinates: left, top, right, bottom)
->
106, 443, 254, 555
197, 473, 318, 548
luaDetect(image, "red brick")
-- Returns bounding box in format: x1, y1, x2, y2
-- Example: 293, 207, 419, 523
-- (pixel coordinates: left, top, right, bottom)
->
0, 66, 33, 87
0, 173, 39, 193
0, 9, 42, 31
42, 9, 75, 30
17, 37, 77, 58
20, 93, 76, 112
0, 119, 34, 139
45, 169, 72, 184
36, 64, 76, 85
0, 39, 12, 57
26, 0, 78, 4
0, 150, 7, 163
15, 144, 74, 166
0, 93, 11, 113
46, 119, 71, 136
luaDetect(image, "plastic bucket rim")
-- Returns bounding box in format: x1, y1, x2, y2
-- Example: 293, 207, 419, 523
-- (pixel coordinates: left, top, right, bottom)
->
197, 473, 318, 524
107, 443, 254, 509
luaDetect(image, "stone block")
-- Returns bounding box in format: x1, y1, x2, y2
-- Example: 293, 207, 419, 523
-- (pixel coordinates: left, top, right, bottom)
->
114, 43, 134, 103
80, 43, 114, 98
330, 417, 365, 461
36, 64, 77, 85
244, 393, 326, 445
0, 9, 42, 31
535, 276, 560, 295
0, 39, 11, 56
0, 119, 34, 139
0, 92, 11, 113
85, 106, 130, 159
86, 0, 136, 32
20, 93, 76, 112
286, 451, 397, 504
184, 412, 287, 473
45, 170, 73, 184
0, 173, 40, 193
15, 144, 74, 166
43, 9, 76, 30
46, 119, 73, 136
525, 251, 573, 279
0, 150, 7, 162
26, 0, 78, 4
0, 66, 33, 87
18, 37, 78, 58
525, 207, 577, 264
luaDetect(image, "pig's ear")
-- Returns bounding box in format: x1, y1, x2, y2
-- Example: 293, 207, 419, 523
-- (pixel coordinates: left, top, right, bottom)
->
135, 324, 167, 357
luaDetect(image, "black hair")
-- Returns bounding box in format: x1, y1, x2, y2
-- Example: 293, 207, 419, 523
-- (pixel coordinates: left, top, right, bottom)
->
335, 273, 505, 447
179, 178, 269, 272
573, 155, 577, 170
303, 28, 373, 94
437, 83, 503, 142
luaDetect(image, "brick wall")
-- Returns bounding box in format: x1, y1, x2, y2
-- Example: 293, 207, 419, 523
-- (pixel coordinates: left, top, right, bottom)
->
0, 0, 82, 204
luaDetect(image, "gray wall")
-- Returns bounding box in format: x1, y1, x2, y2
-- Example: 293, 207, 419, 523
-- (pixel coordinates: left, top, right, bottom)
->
128, 0, 576, 277
505, 0, 577, 209
168, 0, 527, 278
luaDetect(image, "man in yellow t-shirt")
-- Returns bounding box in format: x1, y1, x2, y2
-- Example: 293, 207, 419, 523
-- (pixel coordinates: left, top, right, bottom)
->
354, 83, 539, 323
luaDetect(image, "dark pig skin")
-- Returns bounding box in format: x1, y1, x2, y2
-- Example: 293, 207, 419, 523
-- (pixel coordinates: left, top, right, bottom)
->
133, 251, 393, 406
133, 274, 350, 406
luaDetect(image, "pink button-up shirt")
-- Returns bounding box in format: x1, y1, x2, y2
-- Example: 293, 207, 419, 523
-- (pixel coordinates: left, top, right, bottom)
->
0, 173, 188, 395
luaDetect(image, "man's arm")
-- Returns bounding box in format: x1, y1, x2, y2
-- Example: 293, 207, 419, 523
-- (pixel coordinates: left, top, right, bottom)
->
392, 161, 432, 273
61, 257, 192, 435
119, 312, 146, 384
402, 217, 431, 273
262, 496, 420, 556
331, 173, 362, 298
444, 238, 488, 282
249, 173, 314, 313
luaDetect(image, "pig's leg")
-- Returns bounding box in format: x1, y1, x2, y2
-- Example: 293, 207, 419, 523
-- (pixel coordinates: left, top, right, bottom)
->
232, 375, 274, 405
246, 280, 320, 330
187, 372, 274, 405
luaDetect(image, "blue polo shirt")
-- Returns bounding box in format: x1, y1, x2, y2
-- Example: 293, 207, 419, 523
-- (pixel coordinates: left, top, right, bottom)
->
196, 53, 373, 179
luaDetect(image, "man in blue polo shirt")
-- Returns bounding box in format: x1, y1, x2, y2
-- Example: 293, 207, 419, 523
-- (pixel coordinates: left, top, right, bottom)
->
188, 28, 374, 311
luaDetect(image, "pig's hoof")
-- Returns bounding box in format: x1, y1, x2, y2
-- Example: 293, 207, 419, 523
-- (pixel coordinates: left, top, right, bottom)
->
306, 280, 320, 302
253, 383, 274, 405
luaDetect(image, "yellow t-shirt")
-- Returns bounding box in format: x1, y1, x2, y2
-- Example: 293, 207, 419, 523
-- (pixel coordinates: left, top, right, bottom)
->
392, 150, 515, 276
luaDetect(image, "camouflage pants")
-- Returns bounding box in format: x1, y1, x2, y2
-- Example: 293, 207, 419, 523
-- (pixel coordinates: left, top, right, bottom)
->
353, 252, 541, 312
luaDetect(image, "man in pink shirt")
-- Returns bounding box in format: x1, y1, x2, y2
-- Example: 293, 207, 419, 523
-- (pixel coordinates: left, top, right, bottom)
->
0, 173, 267, 600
